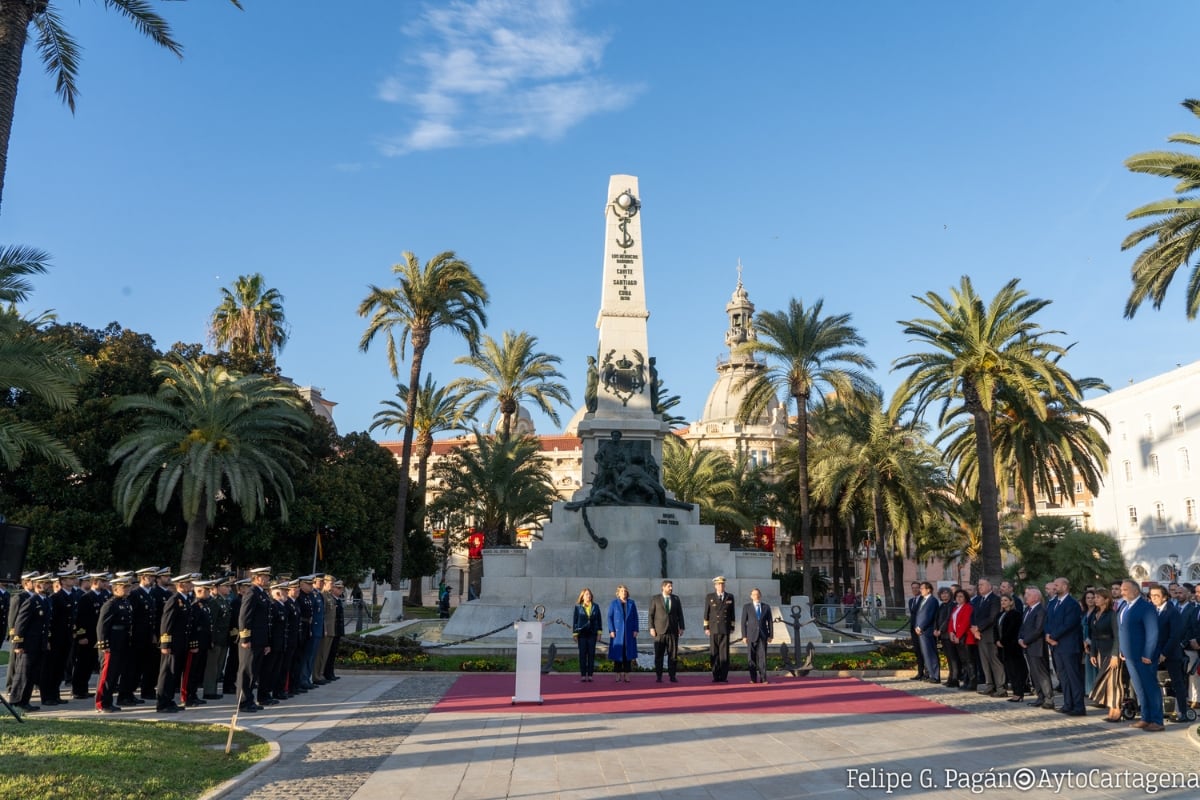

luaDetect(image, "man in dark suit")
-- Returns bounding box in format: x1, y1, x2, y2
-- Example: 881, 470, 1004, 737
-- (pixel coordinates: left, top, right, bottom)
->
1149, 584, 1188, 723
703, 576, 736, 683
741, 587, 774, 684
912, 581, 940, 683
648, 579, 684, 683
1118, 579, 1162, 730
972, 578, 1006, 696
1018, 587, 1054, 709
906, 582, 925, 680
1044, 577, 1085, 716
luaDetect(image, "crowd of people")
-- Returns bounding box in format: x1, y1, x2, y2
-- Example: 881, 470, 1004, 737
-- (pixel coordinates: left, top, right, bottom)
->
570, 576, 775, 685
2, 566, 347, 714
908, 576, 1200, 732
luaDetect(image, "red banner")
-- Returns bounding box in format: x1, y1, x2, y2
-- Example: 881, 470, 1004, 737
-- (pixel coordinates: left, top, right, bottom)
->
467, 530, 485, 559
794, 541, 803, 560
754, 525, 775, 552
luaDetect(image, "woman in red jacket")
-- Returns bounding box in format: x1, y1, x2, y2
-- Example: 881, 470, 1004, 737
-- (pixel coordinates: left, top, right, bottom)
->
946, 589, 977, 691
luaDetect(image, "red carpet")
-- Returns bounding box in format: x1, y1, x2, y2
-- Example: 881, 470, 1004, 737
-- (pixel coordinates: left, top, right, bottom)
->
432, 673, 966, 715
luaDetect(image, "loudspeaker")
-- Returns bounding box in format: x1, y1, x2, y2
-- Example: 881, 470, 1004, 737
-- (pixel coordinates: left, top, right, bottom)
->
0, 523, 31, 583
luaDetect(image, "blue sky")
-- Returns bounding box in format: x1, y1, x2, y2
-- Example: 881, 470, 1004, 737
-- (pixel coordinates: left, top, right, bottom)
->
3, 0, 1199, 438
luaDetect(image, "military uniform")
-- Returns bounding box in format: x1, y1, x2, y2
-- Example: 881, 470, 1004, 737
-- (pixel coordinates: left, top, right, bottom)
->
324, 585, 346, 682
259, 587, 287, 706
96, 579, 134, 712
183, 586, 213, 706
10, 575, 52, 710
156, 576, 194, 713
281, 587, 300, 698
292, 583, 314, 691
72, 580, 107, 699
44, 579, 77, 704
237, 568, 272, 711
223, 583, 246, 694
5, 575, 34, 694
703, 577, 737, 683
121, 573, 156, 705
203, 583, 231, 699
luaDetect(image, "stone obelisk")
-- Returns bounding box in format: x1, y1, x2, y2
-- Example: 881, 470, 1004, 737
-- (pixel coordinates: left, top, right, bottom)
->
438, 175, 814, 652
574, 175, 671, 498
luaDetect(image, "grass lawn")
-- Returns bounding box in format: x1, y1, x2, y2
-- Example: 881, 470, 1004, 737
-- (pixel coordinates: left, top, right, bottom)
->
0, 650, 8, 666
0, 718, 269, 800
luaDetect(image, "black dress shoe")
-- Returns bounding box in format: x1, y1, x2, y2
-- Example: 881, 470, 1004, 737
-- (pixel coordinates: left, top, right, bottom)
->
239, 703, 261, 713
1007, 696, 1024, 703
118, 696, 146, 706
656, 676, 663, 683
15, 703, 40, 712
142, 692, 159, 701
669, 677, 678, 683
72, 693, 93, 700
1027, 700, 1044, 706
328, 676, 341, 681
97, 706, 122, 713
1041, 702, 1056, 710
1066, 710, 1086, 717
156, 705, 179, 714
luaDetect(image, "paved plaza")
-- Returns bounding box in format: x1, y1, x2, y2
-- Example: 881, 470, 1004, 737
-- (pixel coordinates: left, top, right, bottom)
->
5, 668, 1199, 800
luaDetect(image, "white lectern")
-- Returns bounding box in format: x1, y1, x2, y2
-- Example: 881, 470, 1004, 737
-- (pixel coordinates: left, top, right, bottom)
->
512, 620, 544, 704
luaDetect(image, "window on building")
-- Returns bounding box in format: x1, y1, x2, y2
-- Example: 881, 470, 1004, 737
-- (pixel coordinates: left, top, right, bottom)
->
1123, 460, 1133, 484
1173, 405, 1186, 433
1074, 480, 1083, 494
1132, 564, 1150, 581
1189, 563, 1200, 582
1144, 413, 1154, 440
1185, 498, 1197, 529
1128, 506, 1138, 527
1154, 502, 1167, 532
1180, 447, 1191, 476
1150, 453, 1160, 479
1118, 420, 1127, 443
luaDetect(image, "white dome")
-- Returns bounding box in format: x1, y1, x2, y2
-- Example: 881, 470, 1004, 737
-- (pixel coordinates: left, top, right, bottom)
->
700, 362, 779, 425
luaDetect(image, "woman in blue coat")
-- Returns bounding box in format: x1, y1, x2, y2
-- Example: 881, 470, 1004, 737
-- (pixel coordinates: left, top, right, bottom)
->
607, 584, 638, 682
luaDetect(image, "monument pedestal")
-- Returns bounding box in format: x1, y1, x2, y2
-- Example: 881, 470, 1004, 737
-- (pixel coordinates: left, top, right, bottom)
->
442, 503, 818, 647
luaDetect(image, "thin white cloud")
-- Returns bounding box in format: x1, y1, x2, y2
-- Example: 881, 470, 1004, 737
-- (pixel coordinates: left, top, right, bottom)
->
377, 0, 640, 155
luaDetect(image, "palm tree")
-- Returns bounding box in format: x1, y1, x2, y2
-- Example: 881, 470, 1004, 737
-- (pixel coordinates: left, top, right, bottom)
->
1122, 98, 1200, 319
429, 432, 557, 549
209, 273, 289, 362
0, 1, 242, 213
371, 375, 472, 605
109, 358, 311, 572
450, 330, 570, 440
893, 276, 1083, 577
0, 309, 86, 472
734, 297, 877, 599
660, 436, 754, 540
371, 375, 473, 498
811, 394, 950, 606
940, 372, 1110, 518
0, 246, 86, 471
358, 251, 488, 587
